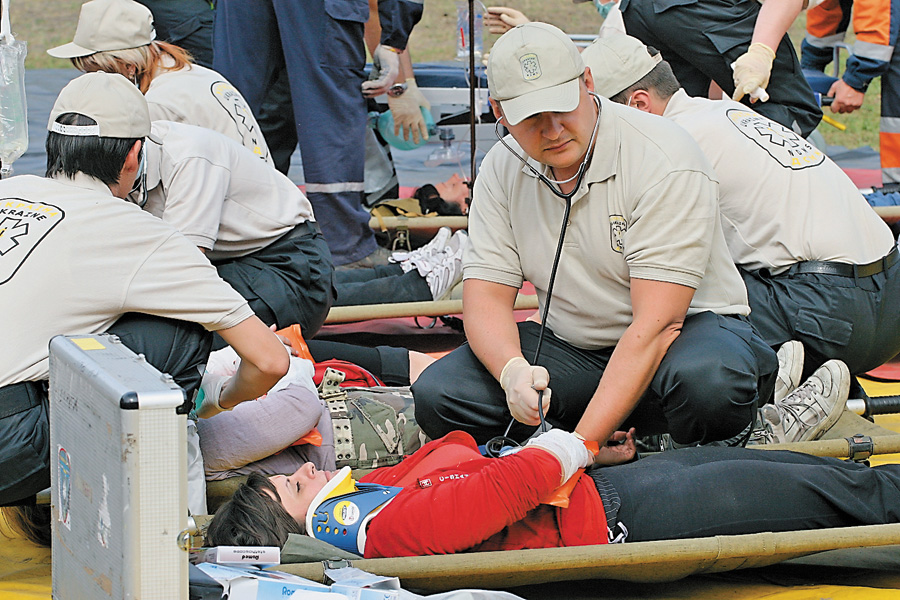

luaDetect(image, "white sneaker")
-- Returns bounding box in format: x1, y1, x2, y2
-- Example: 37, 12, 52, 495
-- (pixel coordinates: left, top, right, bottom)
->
391, 226, 452, 270
774, 341, 805, 402
755, 359, 850, 444
422, 231, 468, 300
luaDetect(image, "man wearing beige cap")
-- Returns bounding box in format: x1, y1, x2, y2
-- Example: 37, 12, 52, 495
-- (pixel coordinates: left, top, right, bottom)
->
583, 34, 900, 444
0, 72, 288, 508
413, 22, 777, 451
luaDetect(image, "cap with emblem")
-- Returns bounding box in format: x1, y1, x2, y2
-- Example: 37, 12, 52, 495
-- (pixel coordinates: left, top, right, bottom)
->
47, 0, 155, 59
48, 72, 160, 142
581, 34, 662, 99
487, 22, 585, 126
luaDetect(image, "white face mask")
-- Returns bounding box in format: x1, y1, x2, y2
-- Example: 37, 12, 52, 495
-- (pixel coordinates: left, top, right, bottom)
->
592, 0, 615, 18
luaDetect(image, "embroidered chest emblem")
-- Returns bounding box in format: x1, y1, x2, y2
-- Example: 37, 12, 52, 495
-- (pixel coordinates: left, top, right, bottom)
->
609, 215, 626, 253
520, 54, 541, 80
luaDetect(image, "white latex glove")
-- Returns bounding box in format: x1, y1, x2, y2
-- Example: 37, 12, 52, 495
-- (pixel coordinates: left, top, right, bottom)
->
195, 372, 231, 419
484, 7, 530, 34
499, 357, 551, 426
387, 78, 431, 144
525, 429, 594, 484
732, 42, 775, 103
362, 45, 401, 97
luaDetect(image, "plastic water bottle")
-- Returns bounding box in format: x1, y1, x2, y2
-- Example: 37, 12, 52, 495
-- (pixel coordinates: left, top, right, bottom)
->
456, 1, 485, 62
369, 108, 437, 151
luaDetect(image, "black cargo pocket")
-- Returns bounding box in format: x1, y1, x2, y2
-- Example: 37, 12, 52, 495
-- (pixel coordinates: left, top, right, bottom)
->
651, 0, 699, 13
322, 0, 368, 69
324, 0, 369, 23
704, 10, 764, 61
168, 15, 206, 46
795, 308, 852, 346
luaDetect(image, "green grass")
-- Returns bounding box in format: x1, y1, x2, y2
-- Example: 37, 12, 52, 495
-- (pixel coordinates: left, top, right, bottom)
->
11, 0, 881, 149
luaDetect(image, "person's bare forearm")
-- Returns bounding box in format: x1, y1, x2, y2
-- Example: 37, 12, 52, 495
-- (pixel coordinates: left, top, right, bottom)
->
751, 0, 804, 51
217, 316, 290, 408
575, 321, 680, 444
463, 279, 523, 380
575, 278, 693, 444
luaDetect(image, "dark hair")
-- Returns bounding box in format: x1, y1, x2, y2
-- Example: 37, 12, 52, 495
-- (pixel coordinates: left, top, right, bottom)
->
45, 113, 140, 187
414, 184, 465, 216
205, 473, 304, 548
609, 47, 681, 105
1, 505, 52, 548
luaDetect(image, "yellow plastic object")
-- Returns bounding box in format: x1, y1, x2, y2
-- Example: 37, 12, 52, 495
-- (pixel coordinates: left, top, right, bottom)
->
822, 114, 847, 130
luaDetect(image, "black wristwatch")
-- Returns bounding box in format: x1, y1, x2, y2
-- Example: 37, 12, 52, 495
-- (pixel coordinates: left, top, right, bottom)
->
387, 82, 408, 97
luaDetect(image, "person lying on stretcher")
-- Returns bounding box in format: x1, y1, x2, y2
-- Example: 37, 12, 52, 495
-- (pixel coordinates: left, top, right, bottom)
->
205, 426, 900, 558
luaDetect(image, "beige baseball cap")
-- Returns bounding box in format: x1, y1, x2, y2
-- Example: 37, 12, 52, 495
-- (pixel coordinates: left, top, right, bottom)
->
47, 0, 155, 59
582, 34, 662, 99
487, 22, 585, 126
48, 72, 160, 142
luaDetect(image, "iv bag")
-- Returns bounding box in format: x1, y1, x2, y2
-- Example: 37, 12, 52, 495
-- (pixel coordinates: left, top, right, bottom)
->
0, 30, 28, 172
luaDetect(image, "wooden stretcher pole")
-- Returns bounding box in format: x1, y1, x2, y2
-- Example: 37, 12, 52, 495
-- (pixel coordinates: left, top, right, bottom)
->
369, 215, 468, 231
324, 294, 539, 324
748, 434, 900, 459
277, 523, 900, 590
874, 205, 900, 223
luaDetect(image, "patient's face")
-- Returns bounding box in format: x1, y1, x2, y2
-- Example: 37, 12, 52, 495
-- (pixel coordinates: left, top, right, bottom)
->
268, 463, 333, 522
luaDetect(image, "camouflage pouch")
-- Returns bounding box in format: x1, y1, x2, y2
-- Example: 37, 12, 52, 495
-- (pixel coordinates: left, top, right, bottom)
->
319, 368, 428, 469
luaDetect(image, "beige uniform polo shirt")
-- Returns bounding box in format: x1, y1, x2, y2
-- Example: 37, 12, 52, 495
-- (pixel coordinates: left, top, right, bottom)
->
663, 90, 894, 271
0, 173, 254, 387
147, 61, 273, 165
144, 121, 315, 261
466, 98, 748, 350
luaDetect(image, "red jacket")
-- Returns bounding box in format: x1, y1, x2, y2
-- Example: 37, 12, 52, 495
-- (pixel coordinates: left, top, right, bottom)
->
361, 432, 608, 558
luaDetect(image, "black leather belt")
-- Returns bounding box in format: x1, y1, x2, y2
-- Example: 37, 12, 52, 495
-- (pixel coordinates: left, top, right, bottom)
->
792, 246, 899, 278
0, 381, 44, 420
282, 220, 321, 241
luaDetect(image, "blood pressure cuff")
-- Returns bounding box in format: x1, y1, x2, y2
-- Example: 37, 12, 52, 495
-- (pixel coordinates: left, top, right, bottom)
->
0, 381, 50, 505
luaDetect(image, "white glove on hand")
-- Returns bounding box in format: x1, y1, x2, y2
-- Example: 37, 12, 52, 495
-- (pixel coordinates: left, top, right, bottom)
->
387, 78, 431, 144
732, 42, 776, 103
362, 45, 401, 97
526, 429, 594, 484
195, 372, 231, 419
500, 357, 551, 426
484, 7, 530, 34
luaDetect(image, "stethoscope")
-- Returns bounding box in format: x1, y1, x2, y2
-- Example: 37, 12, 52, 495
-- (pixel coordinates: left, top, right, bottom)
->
484, 92, 603, 456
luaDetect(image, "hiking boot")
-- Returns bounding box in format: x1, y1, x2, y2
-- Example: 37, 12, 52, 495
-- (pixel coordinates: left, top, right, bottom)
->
336, 245, 393, 271
754, 359, 850, 444
391, 226, 452, 270
423, 231, 468, 300
774, 340, 805, 403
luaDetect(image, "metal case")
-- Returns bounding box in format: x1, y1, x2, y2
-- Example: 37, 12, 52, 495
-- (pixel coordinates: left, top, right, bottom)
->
49, 334, 189, 599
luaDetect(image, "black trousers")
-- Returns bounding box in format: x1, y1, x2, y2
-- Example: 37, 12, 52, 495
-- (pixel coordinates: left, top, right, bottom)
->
215, 223, 336, 341
134, 0, 215, 68
600, 446, 900, 541
0, 314, 211, 505
619, 0, 822, 137
412, 312, 777, 445
307, 340, 411, 387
